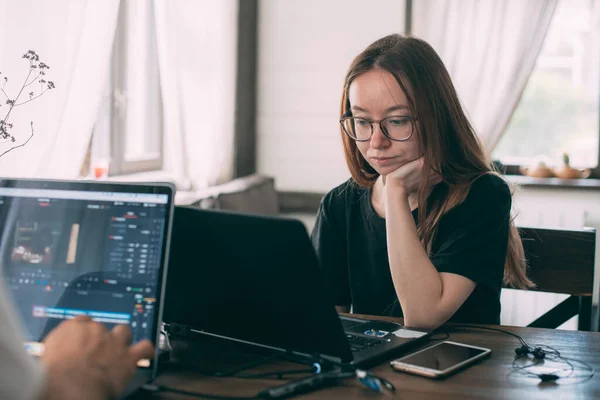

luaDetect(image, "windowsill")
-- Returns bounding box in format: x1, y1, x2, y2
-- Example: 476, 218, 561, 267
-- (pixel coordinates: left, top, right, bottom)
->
505, 174, 600, 190
105, 170, 177, 184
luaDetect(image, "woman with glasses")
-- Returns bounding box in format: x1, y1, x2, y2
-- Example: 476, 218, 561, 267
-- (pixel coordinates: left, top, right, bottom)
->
311, 34, 532, 329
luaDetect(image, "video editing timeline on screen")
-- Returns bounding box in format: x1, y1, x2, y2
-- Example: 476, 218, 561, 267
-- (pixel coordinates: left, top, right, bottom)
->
0, 188, 167, 344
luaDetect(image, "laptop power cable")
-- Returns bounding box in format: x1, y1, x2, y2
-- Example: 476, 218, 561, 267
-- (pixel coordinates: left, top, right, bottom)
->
256, 367, 395, 399
141, 365, 395, 399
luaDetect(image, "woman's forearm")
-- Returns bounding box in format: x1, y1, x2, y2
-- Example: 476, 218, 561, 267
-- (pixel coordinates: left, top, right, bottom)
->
384, 185, 449, 329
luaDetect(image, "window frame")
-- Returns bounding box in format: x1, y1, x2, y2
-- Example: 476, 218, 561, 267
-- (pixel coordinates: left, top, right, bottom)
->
109, 0, 164, 176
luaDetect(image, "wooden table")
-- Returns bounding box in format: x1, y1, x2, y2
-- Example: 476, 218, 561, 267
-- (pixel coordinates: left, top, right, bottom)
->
131, 315, 600, 399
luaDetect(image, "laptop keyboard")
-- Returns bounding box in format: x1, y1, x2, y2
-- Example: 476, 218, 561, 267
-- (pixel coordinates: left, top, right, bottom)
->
346, 333, 385, 353
340, 318, 388, 353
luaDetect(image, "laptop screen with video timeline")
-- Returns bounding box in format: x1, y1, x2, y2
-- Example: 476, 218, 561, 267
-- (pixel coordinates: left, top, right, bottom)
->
0, 181, 173, 368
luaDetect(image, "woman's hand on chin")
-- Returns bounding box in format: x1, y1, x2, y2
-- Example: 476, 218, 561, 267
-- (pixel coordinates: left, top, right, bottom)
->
383, 157, 440, 194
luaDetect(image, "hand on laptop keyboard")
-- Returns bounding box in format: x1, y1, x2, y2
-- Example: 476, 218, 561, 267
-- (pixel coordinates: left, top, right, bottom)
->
39, 315, 155, 400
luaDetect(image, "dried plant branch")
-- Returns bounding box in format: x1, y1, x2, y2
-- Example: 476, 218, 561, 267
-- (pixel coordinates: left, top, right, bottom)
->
0, 121, 34, 158
24, 71, 42, 88
15, 89, 50, 106
0, 50, 55, 154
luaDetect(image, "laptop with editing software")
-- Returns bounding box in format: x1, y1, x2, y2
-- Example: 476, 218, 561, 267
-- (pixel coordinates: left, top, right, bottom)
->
0, 179, 175, 397
164, 206, 431, 368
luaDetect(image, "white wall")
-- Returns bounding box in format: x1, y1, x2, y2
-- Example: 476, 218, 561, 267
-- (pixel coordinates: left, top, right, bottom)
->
257, 0, 406, 192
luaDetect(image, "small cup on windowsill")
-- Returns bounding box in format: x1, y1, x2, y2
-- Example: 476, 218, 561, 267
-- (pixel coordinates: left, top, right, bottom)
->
91, 158, 111, 180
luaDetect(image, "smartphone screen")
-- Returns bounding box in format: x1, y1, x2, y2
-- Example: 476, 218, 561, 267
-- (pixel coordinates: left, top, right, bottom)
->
391, 341, 490, 377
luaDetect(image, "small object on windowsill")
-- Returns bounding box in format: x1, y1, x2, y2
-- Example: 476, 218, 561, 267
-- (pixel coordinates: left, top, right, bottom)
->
519, 161, 555, 178
552, 153, 591, 179
90, 158, 111, 180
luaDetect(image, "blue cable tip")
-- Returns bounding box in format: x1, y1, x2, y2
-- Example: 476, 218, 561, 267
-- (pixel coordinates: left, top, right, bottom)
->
359, 376, 382, 392
312, 362, 322, 374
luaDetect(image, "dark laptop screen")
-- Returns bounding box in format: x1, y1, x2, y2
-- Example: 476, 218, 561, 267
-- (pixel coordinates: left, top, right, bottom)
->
0, 183, 171, 362
164, 206, 354, 363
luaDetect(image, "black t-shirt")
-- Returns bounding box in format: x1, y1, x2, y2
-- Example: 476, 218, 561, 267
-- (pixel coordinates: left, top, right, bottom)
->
310, 174, 511, 325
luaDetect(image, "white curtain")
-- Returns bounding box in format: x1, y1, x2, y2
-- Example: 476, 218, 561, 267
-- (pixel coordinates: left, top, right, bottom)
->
412, 0, 558, 154
0, 0, 120, 178
154, 0, 238, 190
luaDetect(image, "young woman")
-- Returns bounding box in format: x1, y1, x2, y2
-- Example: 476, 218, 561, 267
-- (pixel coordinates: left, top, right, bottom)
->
311, 34, 532, 330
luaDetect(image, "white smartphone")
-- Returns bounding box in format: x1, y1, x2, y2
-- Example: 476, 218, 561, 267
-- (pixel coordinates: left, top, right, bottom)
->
390, 341, 491, 378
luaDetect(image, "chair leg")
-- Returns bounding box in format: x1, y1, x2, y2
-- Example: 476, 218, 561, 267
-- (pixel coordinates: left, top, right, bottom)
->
578, 296, 592, 331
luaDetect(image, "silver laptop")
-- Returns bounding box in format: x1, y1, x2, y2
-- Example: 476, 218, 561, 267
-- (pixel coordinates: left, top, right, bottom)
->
0, 179, 174, 397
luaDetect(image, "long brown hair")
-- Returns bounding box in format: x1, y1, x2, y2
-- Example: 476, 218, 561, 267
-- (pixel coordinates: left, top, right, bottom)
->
340, 34, 533, 289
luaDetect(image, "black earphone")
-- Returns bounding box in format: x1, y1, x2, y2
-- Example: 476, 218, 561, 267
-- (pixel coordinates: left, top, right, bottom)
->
513, 344, 572, 382
514, 345, 547, 360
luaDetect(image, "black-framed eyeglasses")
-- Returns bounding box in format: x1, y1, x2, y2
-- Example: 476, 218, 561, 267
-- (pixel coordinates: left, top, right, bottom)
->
339, 110, 417, 142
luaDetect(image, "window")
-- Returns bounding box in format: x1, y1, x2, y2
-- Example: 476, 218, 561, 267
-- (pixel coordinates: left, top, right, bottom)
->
493, 0, 600, 172
91, 0, 163, 177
